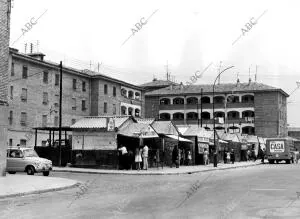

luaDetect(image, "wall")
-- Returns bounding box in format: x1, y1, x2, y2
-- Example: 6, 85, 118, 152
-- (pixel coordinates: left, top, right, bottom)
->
0, 0, 10, 176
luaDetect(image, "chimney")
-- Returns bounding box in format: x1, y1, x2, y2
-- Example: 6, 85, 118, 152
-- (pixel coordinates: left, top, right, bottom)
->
170, 84, 173, 90
236, 78, 240, 87
27, 52, 45, 61
248, 77, 252, 85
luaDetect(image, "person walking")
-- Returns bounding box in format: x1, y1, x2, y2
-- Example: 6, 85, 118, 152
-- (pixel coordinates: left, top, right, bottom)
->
203, 149, 209, 165
247, 149, 251, 161
224, 150, 227, 164
261, 148, 266, 164
230, 149, 235, 164
135, 147, 142, 170
142, 145, 149, 170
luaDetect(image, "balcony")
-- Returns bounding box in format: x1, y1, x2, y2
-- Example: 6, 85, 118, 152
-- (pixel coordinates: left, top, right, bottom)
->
159, 102, 254, 110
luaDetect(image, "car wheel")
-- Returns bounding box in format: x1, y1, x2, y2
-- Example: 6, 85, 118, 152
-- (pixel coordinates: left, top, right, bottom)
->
43, 171, 50, 176
8, 171, 16, 174
26, 166, 35, 175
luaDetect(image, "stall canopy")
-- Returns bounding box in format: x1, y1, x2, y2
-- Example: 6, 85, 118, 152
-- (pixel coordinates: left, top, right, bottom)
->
151, 121, 178, 136
118, 123, 159, 138
165, 134, 193, 143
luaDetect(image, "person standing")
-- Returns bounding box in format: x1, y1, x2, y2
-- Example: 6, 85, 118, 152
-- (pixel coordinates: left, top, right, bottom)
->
261, 148, 266, 164
247, 149, 251, 161
203, 149, 209, 165
230, 149, 235, 164
142, 145, 149, 170
172, 147, 179, 168
226, 151, 231, 164
135, 147, 142, 170
294, 149, 299, 164
187, 150, 192, 166
118, 145, 128, 170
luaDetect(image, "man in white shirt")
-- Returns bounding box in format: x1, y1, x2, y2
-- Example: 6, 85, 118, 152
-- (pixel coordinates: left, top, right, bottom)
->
142, 145, 149, 170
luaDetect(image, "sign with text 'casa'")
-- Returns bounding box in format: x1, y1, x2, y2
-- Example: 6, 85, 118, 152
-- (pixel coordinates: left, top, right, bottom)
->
270, 141, 285, 153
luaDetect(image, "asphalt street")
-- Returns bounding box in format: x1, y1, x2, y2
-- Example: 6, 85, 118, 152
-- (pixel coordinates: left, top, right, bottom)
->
0, 163, 300, 219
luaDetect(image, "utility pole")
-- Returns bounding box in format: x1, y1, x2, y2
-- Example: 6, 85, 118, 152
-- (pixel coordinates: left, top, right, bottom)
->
59, 61, 63, 166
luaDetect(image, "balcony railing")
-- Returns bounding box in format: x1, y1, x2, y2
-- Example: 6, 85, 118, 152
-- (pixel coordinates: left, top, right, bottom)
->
159, 102, 254, 110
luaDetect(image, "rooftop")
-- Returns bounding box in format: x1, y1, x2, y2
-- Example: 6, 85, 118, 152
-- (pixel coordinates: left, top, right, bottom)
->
140, 79, 178, 88
145, 82, 289, 97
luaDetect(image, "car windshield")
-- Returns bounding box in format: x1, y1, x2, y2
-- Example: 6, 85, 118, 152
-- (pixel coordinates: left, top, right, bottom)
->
23, 149, 39, 157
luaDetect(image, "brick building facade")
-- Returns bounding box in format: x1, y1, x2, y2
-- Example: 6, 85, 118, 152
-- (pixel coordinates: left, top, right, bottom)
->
0, 0, 11, 176
145, 81, 288, 138
7, 48, 145, 147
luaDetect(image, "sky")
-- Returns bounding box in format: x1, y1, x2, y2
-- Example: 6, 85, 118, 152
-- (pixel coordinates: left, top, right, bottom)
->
9, 0, 300, 126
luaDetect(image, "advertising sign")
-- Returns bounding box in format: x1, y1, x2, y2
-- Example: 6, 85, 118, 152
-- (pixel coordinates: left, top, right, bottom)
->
270, 141, 285, 153
107, 118, 115, 131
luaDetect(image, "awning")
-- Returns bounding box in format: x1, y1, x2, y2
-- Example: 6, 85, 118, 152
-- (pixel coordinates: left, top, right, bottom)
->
166, 135, 193, 143
219, 139, 228, 144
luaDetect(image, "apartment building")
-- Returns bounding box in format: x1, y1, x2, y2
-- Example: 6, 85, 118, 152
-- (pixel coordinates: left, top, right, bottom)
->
145, 80, 288, 138
7, 48, 144, 146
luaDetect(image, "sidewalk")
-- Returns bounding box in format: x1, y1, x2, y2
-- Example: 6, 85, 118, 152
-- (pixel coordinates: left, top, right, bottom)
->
53, 161, 264, 175
0, 175, 79, 199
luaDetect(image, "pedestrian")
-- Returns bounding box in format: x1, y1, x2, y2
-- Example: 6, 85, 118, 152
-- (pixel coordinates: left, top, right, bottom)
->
226, 151, 230, 164
181, 149, 185, 165
261, 148, 266, 164
203, 149, 209, 165
252, 149, 256, 162
187, 150, 192, 166
118, 145, 128, 170
294, 149, 299, 164
247, 149, 251, 161
230, 149, 235, 164
172, 147, 179, 168
135, 147, 142, 170
223, 150, 227, 164
142, 145, 149, 170
153, 149, 160, 168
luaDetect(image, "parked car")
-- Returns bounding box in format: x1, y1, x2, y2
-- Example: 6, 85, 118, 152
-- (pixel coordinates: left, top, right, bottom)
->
6, 147, 52, 176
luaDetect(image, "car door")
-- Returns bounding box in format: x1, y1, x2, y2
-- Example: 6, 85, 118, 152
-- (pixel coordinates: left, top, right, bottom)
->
7, 149, 25, 172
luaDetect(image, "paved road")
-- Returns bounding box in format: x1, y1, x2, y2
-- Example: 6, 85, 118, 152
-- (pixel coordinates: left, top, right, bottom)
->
0, 164, 300, 219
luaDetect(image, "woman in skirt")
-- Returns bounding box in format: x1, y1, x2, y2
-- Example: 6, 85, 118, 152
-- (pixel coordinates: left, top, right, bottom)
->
135, 147, 142, 170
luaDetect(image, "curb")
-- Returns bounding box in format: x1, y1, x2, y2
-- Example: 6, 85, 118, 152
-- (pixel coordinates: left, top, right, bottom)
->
0, 182, 80, 200
53, 162, 264, 176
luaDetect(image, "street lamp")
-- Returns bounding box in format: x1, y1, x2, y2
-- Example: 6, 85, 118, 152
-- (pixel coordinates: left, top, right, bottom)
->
212, 66, 234, 167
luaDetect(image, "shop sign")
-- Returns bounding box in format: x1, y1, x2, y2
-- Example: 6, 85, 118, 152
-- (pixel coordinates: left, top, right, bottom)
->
107, 118, 115, 131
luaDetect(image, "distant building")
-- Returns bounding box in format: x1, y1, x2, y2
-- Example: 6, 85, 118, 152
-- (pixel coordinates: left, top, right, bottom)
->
288, 127, 300, 140
7, 48, 145, 147
145, 81, 288, 138
0, 0, 11, 176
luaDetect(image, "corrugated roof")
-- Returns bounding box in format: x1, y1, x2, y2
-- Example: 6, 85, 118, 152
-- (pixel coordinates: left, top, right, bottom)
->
182, 125, 212, 138
145, 82, 288, 97
71, 116, 131, 129
151, 121, 178, 135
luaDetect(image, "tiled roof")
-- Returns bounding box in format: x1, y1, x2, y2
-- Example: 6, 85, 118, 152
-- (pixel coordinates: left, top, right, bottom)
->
140, 79, 177, 87
151, 121, 178, 135
71, 116, 131, 129
145, 82, 288, 97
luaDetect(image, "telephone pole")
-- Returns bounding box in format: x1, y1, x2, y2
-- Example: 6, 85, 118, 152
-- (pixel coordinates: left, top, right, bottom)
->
58, 61, 63, 166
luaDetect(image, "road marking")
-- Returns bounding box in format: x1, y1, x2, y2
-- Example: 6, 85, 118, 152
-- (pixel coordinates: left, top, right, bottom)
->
251, 188, 286, 191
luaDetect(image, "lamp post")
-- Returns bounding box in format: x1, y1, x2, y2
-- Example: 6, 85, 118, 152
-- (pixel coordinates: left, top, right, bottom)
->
213, 66, 234, 167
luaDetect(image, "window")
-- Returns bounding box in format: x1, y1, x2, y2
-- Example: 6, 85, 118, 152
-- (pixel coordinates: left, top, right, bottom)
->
10, 86, 13, 100
54, 94, 59, 107
73, 79, 77, 90
42, 115, 47, 127
104, 84, 108, 94
82, 81, 86, 92
104, 102, 107, 113
43, 92, 48, 105
22, 66, 28, 79
11, 62, 14, 76
8, 111, 13, 125
55, 74, 59, 86
113, 104, 116, 115
21, 88, 27, 102
71, 119, 76, 125
113, 86, 116, 97
43, 71, 48, 84
20, 139, 27, 146
72, 98, 76, 110
9, 139, 13, 146
20, 112, 27, 126
54, 116, 59, 126
82, 100, 86, 111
